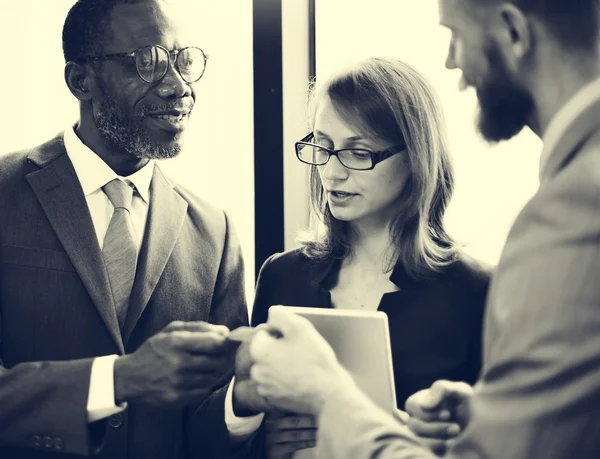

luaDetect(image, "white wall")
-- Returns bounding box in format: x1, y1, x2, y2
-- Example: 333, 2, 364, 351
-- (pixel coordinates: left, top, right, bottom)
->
309, 0, 542, 265
0, 0, 256, 303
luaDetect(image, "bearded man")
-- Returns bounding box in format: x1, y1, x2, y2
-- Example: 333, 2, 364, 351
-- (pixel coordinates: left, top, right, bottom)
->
0, 1, 255, 458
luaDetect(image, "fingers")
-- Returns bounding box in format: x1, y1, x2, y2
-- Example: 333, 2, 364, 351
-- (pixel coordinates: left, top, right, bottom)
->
266, 307, 312, 337
405, 380, 471, 421
180, 354, 230, 374
405, 389, 442, 421
169, 330, 228, 355
266, 414, 317, 430
265, 416, 318, 457
424, 380, 472, 411
419, 385, 449, 412
407, 417, 461, 439
267, 428, 317, 443
163, 320, 230, 336
268, 441, 317, 457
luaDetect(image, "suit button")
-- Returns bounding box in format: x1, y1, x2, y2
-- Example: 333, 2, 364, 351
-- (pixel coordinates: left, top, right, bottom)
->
108, 413, 123, 428
54, 437, 65, 450
31, 435, 42, 448
43, 436, 54, 449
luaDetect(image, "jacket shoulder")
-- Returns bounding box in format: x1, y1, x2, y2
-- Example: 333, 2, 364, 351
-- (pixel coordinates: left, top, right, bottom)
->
448, 253, 494, 285
0, 149, 34, 182
260, 247, 316, 277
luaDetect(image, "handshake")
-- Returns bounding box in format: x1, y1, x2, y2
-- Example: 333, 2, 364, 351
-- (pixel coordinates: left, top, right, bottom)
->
113, 310, 473, 457
229, 312, 474, 457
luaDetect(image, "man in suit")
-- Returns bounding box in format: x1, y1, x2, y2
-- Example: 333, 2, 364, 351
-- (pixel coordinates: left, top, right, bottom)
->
0, 0, 256, 457
246, 0, 600, 458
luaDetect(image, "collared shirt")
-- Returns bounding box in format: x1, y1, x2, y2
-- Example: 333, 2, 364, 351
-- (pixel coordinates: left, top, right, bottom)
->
64, 125, 155, 423
539, 77, 600, 177
63, 125, 154, 251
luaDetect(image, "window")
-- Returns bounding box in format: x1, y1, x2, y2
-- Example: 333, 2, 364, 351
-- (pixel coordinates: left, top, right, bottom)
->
311, 0, 541, 265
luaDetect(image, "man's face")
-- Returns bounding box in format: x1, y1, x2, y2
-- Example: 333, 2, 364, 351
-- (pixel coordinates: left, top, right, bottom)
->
92, 1, 198, 159
439, 0, 534, 142
475, 40, 534, 141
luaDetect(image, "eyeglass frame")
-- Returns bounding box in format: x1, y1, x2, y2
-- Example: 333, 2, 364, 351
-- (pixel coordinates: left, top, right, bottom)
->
295, 132, 407, 171
75, 44, 209, 84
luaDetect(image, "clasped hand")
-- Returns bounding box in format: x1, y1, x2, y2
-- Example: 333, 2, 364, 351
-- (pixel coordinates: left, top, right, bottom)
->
405, 380, 473, 455
114, 320, 233, 408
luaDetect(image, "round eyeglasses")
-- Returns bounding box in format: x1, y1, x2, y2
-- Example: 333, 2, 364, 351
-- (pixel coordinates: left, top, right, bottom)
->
77, 44, 208, 84
295, 133, 406, 171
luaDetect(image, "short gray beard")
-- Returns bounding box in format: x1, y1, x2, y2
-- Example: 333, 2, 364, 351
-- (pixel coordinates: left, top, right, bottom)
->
95, 92, 182, 160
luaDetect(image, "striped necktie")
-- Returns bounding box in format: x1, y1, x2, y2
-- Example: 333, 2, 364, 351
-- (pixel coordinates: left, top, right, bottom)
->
102, 179, 138, 330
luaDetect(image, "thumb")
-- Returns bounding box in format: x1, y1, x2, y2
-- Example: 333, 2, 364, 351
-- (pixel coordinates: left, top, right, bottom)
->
266, 306, 310, 337
249, 328, 279, 363
421, 380, 451, 411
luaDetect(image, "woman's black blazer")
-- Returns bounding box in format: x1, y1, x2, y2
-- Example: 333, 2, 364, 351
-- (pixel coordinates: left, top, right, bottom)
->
251, 248, 492, 408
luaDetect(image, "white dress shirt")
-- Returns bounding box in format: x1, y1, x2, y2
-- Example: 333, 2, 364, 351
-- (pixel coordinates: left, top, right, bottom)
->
64, 125, 153, 422
64, 126, 263, 434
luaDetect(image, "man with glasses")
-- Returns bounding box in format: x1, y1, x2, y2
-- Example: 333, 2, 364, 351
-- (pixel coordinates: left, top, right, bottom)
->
0, 0, 254, 458
245, 0, 600, 458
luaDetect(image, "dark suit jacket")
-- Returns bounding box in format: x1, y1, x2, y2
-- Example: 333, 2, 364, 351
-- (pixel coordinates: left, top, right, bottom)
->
0, 133, 248, 459
251, 249, 491, 408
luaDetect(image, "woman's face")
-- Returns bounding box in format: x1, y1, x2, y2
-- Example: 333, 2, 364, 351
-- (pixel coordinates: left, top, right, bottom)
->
313, 96, 411, 230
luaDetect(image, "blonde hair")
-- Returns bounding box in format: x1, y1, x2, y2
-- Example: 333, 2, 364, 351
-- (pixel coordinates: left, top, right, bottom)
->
298, 57, 458, 279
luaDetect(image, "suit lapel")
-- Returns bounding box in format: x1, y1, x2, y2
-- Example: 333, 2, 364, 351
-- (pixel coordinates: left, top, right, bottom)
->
26, 137, 125, 353
542, 95, 600, 182
122, 165, 188, 345
309, 257, 336, 308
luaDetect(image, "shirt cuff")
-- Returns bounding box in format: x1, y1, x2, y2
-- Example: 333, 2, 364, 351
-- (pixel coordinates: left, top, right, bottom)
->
87, 355, 127, 423
224, 377, 264, 436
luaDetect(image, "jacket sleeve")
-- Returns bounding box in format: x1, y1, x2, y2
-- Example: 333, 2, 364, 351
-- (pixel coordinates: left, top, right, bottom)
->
316, 378, 436, 459
448, 152, 600, 458
0, 341, 104, 455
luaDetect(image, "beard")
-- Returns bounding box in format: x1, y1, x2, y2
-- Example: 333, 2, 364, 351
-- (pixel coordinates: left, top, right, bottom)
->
475, 40, 535, 142
94, 88, 184, 160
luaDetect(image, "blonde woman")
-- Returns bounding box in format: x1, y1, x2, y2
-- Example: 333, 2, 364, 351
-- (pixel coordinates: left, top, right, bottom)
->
252, 57, 491, 458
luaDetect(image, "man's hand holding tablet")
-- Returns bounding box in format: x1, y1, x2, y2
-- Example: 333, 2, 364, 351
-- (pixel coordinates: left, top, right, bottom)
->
247, 306, 397, 415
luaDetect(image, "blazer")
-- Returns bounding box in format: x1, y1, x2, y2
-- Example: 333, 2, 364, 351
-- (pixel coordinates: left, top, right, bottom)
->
0, 133, 248, 459
251, 248, 491, 408
314, 95, 600, 458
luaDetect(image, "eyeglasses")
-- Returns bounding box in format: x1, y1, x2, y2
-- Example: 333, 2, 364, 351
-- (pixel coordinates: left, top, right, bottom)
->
295, 133, 406, 171
77, 44, 208, 84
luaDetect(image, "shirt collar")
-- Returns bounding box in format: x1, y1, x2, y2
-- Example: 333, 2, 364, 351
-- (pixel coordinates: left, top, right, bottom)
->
314, 255, 416, 290
63, 125, 154, 203
539, 77, 600, 177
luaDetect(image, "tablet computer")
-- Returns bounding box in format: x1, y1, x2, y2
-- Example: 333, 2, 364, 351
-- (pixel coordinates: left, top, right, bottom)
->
269, 305, 397, 413
269, 306, 397, 459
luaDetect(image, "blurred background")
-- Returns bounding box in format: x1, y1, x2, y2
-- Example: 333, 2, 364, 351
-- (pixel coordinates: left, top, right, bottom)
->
0, 0, 541, 310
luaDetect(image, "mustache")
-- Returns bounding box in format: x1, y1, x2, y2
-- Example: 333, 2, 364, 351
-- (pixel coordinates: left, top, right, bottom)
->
139, 101, 194, 115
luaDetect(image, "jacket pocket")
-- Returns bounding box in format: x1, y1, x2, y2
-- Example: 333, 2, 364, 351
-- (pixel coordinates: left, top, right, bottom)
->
0, 244, 76, 273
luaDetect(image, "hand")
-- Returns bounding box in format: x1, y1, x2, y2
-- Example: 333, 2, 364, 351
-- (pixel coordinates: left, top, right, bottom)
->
264, 413, 317, 459
232, 339, 274, 416
114, 321, 231, 408
249, 307, 355, 416
405, 380, 473, 455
